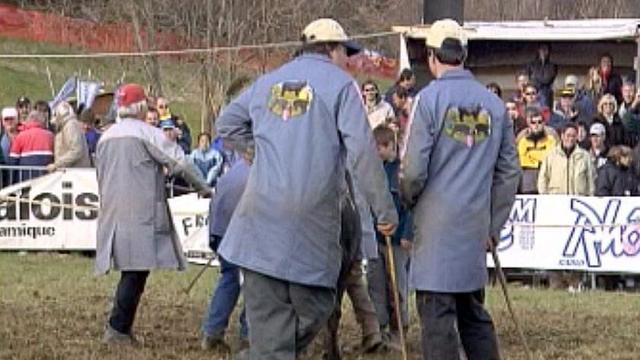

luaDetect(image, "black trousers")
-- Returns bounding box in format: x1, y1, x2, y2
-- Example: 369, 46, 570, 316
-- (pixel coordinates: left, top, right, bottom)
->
108, 271, 150, 334
416, 290, 500, 360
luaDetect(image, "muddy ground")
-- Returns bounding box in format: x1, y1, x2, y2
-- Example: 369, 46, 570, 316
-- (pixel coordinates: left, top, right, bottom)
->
2, 252, 640, 359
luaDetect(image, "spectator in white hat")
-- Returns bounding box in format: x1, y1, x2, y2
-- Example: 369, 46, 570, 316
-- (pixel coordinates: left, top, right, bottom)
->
0, 107, 19, 163
588, 122, 608, 170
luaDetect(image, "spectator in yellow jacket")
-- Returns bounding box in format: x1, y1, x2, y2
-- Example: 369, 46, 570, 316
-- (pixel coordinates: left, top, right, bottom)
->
516, 106, 558, 193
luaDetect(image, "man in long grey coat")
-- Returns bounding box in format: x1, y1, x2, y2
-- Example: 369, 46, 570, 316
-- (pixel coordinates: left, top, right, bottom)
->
400, 20, 520, 360
96, 83, 210, 344
216, 18, 398, 359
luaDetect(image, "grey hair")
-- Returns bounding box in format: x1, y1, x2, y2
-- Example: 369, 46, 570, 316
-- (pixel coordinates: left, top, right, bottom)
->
117, 100, 148, 120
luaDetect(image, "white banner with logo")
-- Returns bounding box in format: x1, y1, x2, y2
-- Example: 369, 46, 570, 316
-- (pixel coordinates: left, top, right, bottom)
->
493, 195, 640, 272
0, 169, 212, 264
0, 169, 99, 249
2, 170, 640, 273
167, 193, 214, 264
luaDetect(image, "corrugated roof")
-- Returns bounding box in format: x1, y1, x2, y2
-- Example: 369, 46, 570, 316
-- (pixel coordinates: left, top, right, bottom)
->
393, 18, 640, 42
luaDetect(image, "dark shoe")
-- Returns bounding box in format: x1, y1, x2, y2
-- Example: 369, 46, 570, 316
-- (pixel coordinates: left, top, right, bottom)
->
200, 333, 231, 353
102, 324, 137, 346
361, 331, 383, 353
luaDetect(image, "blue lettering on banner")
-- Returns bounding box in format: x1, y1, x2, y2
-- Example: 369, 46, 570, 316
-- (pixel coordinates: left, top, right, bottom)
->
563, 199, 640, 268
499, 198, 537, 251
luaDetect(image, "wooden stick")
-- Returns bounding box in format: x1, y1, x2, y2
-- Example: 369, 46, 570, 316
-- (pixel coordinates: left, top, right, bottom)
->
384, 235, 408, 360
489, 238, 535, 360
183, 256, 215, 295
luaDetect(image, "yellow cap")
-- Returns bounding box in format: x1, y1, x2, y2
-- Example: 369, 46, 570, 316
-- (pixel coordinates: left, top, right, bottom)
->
302, 18, 349, 43
424, 19, 468, 49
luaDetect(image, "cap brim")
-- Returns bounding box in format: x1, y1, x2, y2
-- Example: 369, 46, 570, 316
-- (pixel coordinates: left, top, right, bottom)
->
344, 40, 362, 57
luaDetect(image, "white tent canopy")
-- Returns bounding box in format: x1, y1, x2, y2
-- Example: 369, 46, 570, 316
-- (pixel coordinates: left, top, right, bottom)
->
393, 18, 640, 42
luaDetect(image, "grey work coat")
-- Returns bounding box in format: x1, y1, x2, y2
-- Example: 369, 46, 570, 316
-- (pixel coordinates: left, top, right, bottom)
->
216, 53, 398, 288
401, 69, 521, 293
95, 118, 209, 274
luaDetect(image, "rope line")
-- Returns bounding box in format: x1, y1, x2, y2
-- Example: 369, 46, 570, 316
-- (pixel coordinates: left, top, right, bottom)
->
0, 31, 398, 59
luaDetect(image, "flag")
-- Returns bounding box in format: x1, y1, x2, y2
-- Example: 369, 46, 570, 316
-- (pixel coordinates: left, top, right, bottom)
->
49, 76, 77, 109
77, 80, 102, 110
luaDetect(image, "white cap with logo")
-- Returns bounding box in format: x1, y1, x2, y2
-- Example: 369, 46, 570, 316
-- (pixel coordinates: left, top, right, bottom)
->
302, 18, 361, 55
590, 123, 606, 137
424, 19, 469, 49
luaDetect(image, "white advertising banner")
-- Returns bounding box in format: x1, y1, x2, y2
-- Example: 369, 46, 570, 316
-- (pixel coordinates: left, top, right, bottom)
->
2, 170, 640, 273
0, 169, 99, 250
0, 169, 212, 264
167, 193, 213, 264
493, 195, 640, 272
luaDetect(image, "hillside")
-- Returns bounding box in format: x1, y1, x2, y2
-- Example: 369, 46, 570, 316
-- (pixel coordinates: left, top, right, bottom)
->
0, 37, 207, 132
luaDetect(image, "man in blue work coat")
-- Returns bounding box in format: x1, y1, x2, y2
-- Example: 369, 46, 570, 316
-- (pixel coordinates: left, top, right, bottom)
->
215, 18, 398, 360
400, 19, 521, 360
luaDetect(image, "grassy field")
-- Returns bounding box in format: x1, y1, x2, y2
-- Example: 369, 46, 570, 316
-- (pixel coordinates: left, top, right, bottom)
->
2, 252, 640, 359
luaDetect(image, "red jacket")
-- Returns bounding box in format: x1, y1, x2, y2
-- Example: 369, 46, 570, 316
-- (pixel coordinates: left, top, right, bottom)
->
8, 120, 54, 167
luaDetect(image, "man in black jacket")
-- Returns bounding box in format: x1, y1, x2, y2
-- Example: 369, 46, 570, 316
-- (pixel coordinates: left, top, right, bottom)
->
526, 43, 557, 108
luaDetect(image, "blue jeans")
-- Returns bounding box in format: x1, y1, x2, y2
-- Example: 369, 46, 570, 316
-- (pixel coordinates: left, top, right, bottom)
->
201, 255, 248, 339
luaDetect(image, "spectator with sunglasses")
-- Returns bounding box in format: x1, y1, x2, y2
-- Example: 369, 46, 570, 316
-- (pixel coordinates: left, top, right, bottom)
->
361, 80, 395, 130
518, 83, 550, 122
516, 106, 558, 194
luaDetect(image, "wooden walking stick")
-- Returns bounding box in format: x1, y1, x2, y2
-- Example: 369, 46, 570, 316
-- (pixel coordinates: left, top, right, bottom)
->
183, 256, 216, 295
383, 235, 408, 360
488, 238, 534, 360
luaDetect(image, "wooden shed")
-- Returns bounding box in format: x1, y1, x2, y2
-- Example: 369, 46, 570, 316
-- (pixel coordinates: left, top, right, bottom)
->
393, 19, 640, 97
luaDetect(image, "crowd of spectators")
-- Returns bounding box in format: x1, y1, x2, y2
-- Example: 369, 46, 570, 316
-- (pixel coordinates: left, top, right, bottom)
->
0, 95, 231, 190
491, 51, 640, 197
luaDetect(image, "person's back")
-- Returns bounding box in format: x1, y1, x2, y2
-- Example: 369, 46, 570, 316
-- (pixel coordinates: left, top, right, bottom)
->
215, 18, 397, 360
209, 156, 250, 239
400, 19, 520, 360
217, 48, 395, 288
8, 111, 53, 182
96, 84, 211, 345
404, 67, 516, 290
50, 102, 92, 169
201, 153, 251, 351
